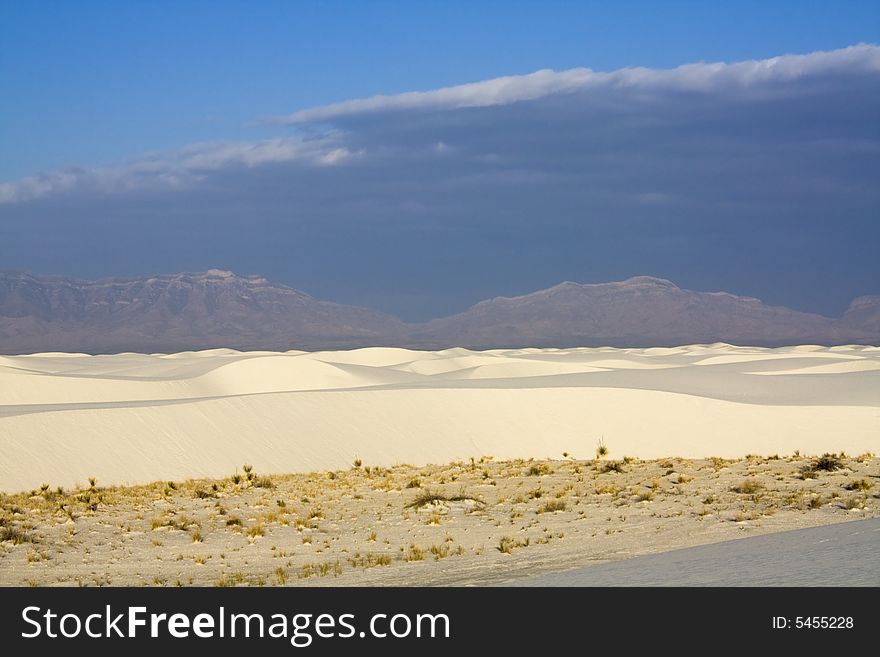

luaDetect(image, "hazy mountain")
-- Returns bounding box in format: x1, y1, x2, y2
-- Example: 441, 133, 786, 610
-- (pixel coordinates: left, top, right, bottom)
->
0, 269, 406, 353
0, 271, 876, 354
837, 295, 880, 336
410, 276, 877, 348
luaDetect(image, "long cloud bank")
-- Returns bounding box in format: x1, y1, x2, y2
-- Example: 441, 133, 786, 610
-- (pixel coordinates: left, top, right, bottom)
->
2, 44, 878, 205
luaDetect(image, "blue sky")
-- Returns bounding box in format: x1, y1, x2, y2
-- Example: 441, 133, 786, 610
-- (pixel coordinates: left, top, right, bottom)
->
1, 1, 879, 320
3, 0, 878, 180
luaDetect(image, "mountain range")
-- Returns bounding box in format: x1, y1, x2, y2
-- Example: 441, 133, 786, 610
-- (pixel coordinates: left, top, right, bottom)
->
0, 270, 877, 353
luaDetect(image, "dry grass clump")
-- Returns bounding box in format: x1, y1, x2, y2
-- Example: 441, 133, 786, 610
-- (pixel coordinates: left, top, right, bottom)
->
348, 552, 393, 569
812, 453, 845, 472
537, 499, 566, 514
497, 536, 530, 554
731, 479, 764, 495
405, 489, 477, 509
526, 463, 552, 476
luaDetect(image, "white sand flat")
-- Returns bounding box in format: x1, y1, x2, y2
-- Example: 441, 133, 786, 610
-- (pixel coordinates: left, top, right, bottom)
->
1, 344, 878, 491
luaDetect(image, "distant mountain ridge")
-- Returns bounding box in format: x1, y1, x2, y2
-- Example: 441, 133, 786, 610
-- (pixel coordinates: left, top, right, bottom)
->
0, 269, 406, 353
0, 270, 876, 353
410, 276, 876, 348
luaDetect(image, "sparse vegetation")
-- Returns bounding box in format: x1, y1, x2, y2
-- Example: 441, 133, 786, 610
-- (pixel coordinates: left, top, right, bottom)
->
731, 479, 764, 494
2, 451, 875, 587
527, 463, 551, 476
537, 499, 566, 514
405, 489, 476, 509
403, 544, 425, 561
812, 453, 845, 472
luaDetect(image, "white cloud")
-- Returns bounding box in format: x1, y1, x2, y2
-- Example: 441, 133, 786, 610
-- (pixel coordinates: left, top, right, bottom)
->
1, 44, 877, 206
0, 135, 357, 204
270, 44, 880, 124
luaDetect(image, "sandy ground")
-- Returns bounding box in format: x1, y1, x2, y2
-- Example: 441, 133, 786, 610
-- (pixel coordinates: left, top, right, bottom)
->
505, 517, 880, 586
1, 344, 878, 492
1, 453, 876, 586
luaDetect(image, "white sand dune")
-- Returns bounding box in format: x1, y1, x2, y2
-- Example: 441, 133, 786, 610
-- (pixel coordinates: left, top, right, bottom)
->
1, 344, 877, 492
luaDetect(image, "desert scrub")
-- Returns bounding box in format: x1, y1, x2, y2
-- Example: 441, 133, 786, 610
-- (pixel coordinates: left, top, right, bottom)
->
348, 552, 392, 569
731, 479, 764, 494
600, 461, 625, 474
403, 544, 426, 562
842, 496, 865, 510
299, 560, 343, 578
527, 463, 552, 476
405, 489, 476, 509
0, 525, 36, 545
845, 479, 872, 492
812, 453, 845, 472
537, 499, 566, 514
429, 544, 450, 560
634, 490, 654, 502
497, 536, 529, 554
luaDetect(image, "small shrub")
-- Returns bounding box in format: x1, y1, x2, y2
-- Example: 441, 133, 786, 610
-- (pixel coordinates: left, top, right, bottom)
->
845, 479, 872, 492
0, 526, 34, 545
537, 499, 566, 514
708, 457, 726, 470
842, 496, 864, 510
497, 536, 529, 553
527, 463, 551, 476
404, 544, 425, 561
406, 489, 474, 509
429, 543, 450, 560
731, 479, 764, 494
600, 461, 625, 474
813, 454, 844, 472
